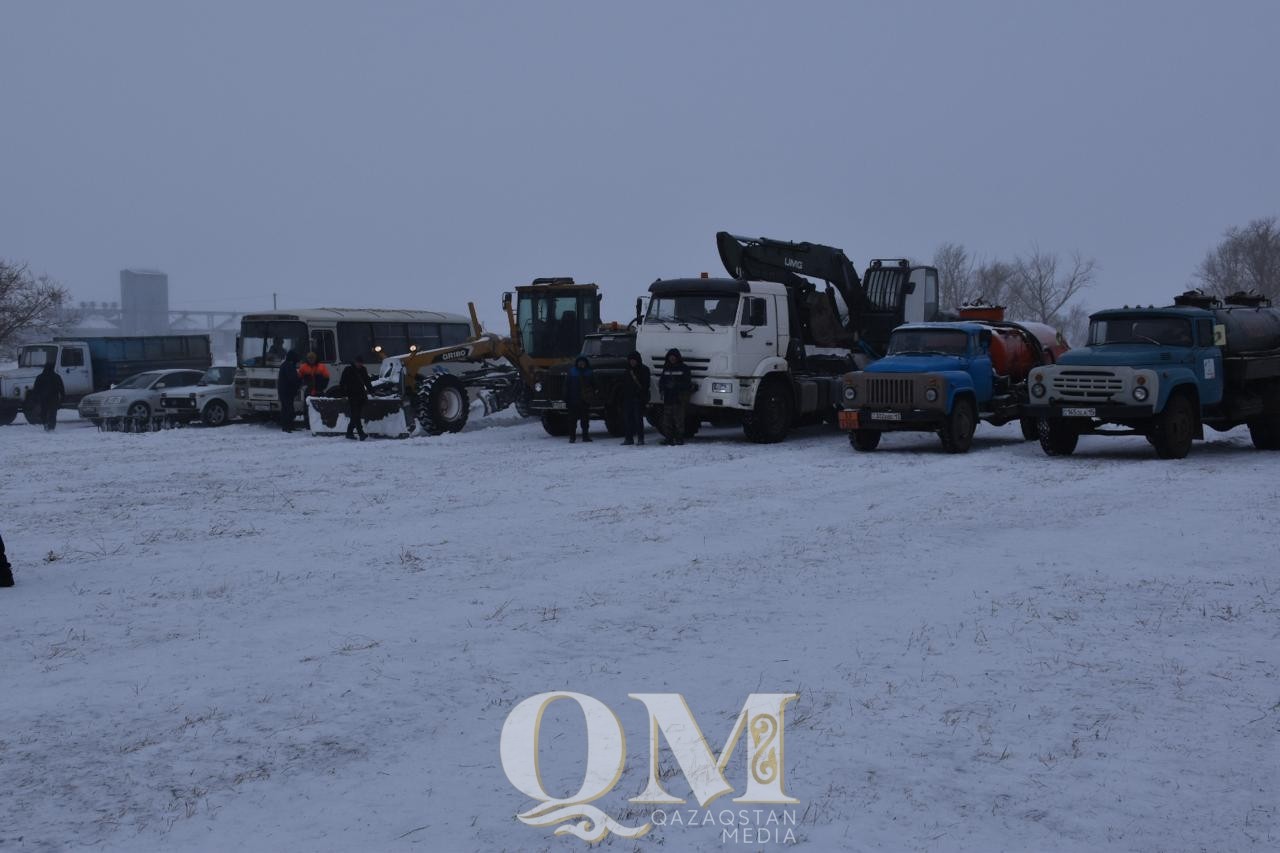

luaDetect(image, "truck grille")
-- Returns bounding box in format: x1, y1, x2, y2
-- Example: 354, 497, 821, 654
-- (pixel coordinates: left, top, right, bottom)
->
865, 377, 913, 406
650, 357, 709, 375
163, 398, 196, 409
249, 378, 276, 389
1051, 370, 1123, 400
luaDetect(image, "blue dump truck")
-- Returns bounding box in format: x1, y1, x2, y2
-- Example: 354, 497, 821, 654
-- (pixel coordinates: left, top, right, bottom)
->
837, 305, 1068, 453
1023, 290, 1280, 458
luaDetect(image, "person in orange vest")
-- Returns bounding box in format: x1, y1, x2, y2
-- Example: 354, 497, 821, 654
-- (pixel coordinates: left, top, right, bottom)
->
298, 352, 330, 427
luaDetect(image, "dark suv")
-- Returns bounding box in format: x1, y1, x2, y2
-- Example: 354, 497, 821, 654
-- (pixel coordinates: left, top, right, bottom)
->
528, 331, 636, 436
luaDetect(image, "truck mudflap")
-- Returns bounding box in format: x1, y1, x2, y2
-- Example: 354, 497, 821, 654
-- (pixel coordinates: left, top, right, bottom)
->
307, 396, 414, 438
1022, 403, 1155, 421
838, 407, 945, 431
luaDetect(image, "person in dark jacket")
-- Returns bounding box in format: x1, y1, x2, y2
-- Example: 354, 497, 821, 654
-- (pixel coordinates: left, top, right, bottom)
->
657, 348, 693, 445
619, 351, 651, 446
340, 355, 374, 440
277, 351, 302, 432
30, 362, 65, 431
0, 529, 13, 588
563, 356, 594, 443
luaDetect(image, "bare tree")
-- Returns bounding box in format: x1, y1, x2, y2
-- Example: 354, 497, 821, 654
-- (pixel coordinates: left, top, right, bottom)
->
1006, 247, 1096, 328
1195, 216, 1280, 300
933, 242, 973, 310
971, 259, 1016, 309
0, 260, 71, 356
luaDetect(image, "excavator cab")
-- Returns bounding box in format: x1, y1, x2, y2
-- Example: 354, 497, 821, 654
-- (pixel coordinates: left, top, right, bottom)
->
506, 278, 602, 367
861, 260, 941, 353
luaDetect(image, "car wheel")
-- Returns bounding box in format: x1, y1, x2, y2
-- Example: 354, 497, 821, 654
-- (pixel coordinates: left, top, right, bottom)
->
849, 429, 881, 451
202, 400, 230, 427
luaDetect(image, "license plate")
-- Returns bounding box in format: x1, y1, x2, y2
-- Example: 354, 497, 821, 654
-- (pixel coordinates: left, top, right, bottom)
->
1062, 407, 1096, 417
837, 410, 859, 430
870, 411, 902, 421
250, 402, 272, 411
547, 401, 566, 410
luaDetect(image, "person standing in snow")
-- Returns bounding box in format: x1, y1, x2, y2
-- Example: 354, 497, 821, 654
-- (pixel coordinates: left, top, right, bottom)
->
657, 348, 693, 445
277, 350, 302, 432
0, 530, 13, 588
30, 361, 65, 431
340, 355, 374, 441
563, 356, 594, 443
298, 352, 330, 427
619, 350, 650, 446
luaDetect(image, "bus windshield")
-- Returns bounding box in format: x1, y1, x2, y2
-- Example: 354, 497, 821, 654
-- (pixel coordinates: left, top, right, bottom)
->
240, 321, 308, 367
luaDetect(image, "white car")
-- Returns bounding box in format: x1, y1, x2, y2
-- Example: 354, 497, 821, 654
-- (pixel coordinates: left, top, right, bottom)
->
78, 368, 207, 425
159, 366, 239, 426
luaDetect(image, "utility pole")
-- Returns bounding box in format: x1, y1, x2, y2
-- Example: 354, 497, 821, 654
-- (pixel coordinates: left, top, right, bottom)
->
273, 292, 278, 310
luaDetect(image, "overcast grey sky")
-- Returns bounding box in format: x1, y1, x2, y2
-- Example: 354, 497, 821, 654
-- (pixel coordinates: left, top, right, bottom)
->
2, 1, 1277, 325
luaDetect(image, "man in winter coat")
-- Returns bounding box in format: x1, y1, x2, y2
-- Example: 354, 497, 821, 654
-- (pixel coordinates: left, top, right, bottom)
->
563, 356, 594, 443
277, 351, 302, 432
340, 355, 374, 440
619, 351, 651, 446
657, 348, 693, 445
0, 529, 13, 588
30, 362, 65, 431
298, 352, 330, 427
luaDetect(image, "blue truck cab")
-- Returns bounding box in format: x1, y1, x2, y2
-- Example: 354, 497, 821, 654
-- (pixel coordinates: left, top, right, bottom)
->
837, 322, 1020, 453
1024, 293, 1280, 458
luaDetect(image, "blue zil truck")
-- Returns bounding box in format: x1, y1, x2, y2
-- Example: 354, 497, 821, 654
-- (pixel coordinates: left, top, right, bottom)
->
837, 305, 1068, 453
1023, 290, 1280, 458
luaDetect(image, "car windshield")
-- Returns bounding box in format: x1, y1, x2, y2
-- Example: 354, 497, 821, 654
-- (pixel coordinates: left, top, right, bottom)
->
200, 366, 237, 385
240, 320, 308, 367
18, 345, 57, 368
887, 328, 970, 356
114, 372, 161, 390
645, 295, 739, 328
1088, 317, 1193, 346
580, 336, 635, 358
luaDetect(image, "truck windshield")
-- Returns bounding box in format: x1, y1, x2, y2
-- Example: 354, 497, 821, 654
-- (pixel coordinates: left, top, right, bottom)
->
645, 295, 739, 328
887, 329, 969, 356
240, 321, 308, 367
1089, 317, 1193, 347
18, 346, 57, 368
580, 336, 635, 358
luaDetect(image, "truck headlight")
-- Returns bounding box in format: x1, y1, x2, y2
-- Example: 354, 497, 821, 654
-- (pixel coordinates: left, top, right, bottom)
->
711, 382, 732, 394
924, 388, 938, 402
534, 382, 543, 393
1133, 386, 1148, 402
1031, 382, 1047, 399
842, 386, 857, 402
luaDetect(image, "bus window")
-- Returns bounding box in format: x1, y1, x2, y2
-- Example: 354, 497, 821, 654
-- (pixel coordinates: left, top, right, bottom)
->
337, 322, 374, 363
371, 323, 410, 358
441, 323, 469, 346
310, 329, 337, 363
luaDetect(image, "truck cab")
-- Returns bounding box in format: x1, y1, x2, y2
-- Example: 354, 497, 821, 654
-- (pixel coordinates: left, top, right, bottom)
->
528, 329, 637, 436
0, 342, 93, 425
1024, 306, 1226, 458
838, 323, 996, 452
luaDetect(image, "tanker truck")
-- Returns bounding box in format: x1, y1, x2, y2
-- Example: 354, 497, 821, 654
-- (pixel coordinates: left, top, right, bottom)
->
1023, 290, 1280, 458
837, 303, 1069, 453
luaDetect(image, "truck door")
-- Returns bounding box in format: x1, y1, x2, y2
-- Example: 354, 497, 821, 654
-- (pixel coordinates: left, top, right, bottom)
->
735, 295, 778, 377
1194, 318, 1224, 405
59, 345, 92, 398
969, 331, 995, 406
903, 268, 940, 323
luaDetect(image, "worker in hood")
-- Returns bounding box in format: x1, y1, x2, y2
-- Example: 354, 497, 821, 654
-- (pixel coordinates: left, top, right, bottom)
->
658, 348, 693, 445
30, 361, 65, 431
277, 350, 302, 433
619, 351, 651, 446
563, 355, 594, 443
340, 355, 374, 440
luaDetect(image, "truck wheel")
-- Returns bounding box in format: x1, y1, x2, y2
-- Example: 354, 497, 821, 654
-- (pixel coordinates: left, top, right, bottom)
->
742, 379, 792, 444
849, 429, 881, 451
1038, 418, 1079, 456
646, 407, 663, 433
201, 400, 230, 427
939, 397, 977, 453
1247, 383, 1280, 450
603, 404, 626, 437
0, 408, 15, 426
514, 388, 534, 419
416, 373, 470, 435
685, 411, 701, 438
540, 411, 573, 437
1149, 393, 1195, 459
1019, 417, 1039, 441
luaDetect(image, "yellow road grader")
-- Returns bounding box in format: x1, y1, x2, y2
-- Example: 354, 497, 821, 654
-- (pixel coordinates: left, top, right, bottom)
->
307, 278, 605, 436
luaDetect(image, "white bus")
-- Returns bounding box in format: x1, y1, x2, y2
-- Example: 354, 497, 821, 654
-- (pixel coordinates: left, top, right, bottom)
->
235, 308, 471, 418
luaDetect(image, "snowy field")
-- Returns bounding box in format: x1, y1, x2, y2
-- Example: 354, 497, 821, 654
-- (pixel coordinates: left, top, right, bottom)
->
1, 411, 1277, 853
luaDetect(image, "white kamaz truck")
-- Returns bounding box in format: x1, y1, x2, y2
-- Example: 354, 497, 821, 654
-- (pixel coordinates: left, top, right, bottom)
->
635, 232, 941, 443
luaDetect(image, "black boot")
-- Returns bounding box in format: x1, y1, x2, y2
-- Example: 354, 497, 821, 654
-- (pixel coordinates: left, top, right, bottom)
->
569, 433, 576, 443
582, 433, 592, 442
0, 564, 14, 588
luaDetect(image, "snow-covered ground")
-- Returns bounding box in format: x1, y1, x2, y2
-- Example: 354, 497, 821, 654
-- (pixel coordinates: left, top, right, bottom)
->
1, 411, 1277, 852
